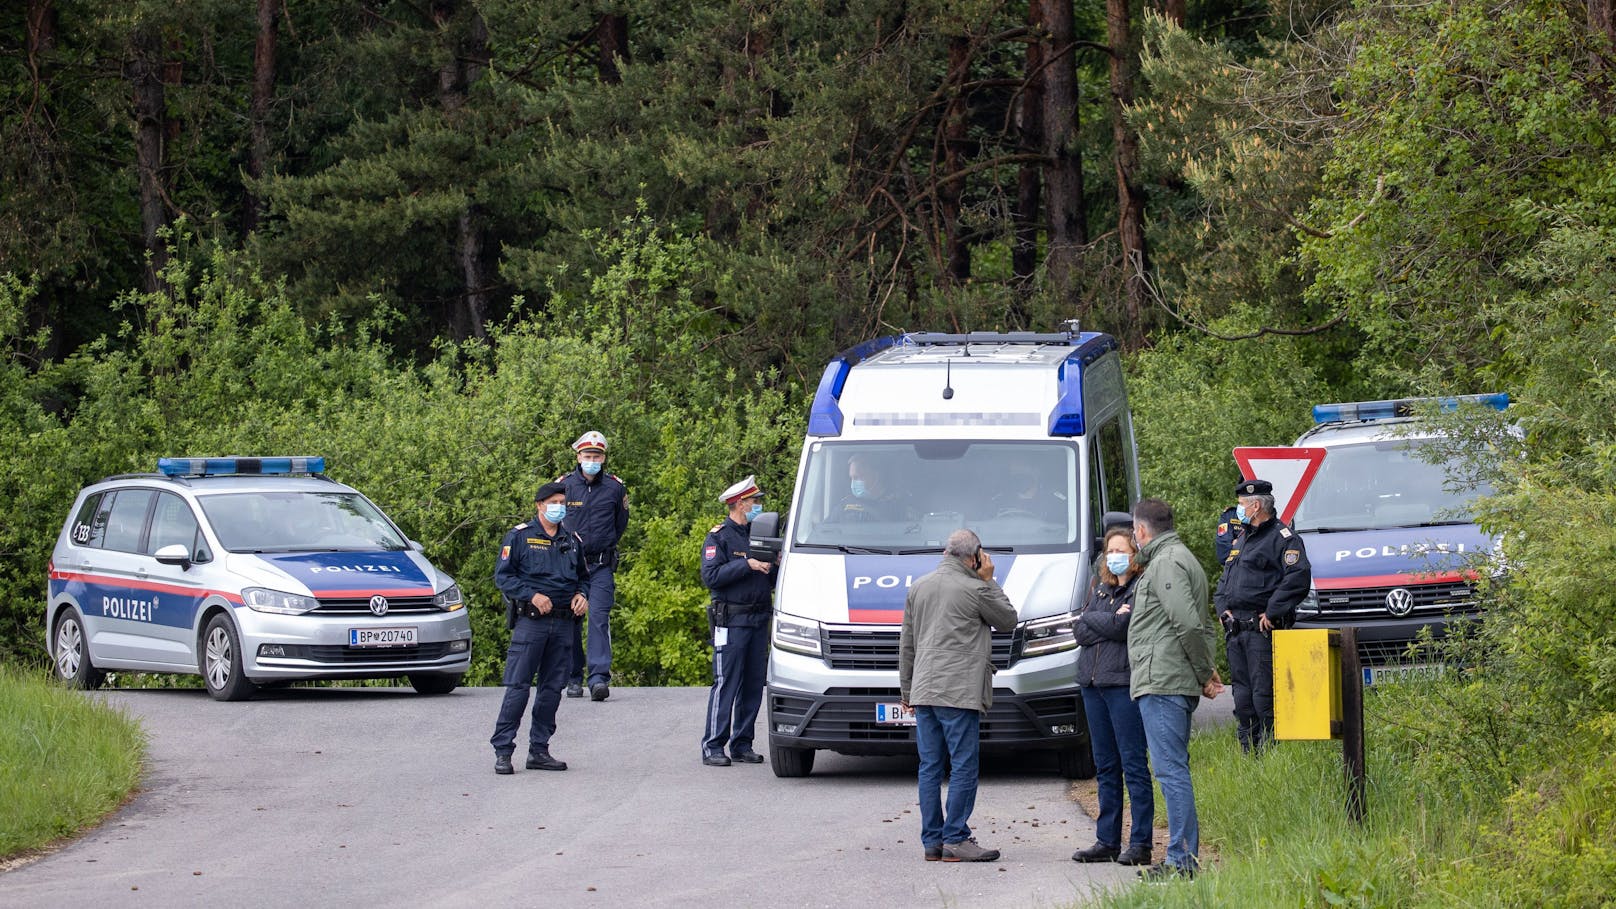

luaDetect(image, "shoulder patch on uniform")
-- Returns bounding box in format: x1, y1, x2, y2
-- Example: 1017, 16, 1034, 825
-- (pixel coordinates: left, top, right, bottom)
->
1217, 522, 1228, 535
610, 473, 624, 484
704, 545, 718, 561
1284, 549, 1301, 566
500, 545, 511, 560
710, 524, 724, 533
1279, 527, 1293, 539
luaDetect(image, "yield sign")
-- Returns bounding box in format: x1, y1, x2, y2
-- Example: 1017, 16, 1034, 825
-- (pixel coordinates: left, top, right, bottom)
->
1232, 447, 1328, 525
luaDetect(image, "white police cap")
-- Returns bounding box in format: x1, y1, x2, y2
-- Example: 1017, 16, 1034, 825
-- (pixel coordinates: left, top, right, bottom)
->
573, 430, 608, 453
719, 474, 762, 504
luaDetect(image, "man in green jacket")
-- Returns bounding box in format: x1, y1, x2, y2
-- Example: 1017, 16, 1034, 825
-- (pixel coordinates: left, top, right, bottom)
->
899, 528, 1019, 863
1127, 498, 1224, 880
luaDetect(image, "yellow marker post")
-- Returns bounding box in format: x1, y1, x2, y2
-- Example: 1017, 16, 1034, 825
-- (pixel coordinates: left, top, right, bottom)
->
1273, 629, 1340, 740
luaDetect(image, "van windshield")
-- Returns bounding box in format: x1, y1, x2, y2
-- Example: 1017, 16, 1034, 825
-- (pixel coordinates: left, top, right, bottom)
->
1290, 440, 1493, 532
791, 441, 1079, 552
198, 491, 410, 553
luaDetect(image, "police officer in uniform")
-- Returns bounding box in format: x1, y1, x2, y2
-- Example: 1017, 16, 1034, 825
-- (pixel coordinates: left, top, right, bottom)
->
700, 475, 777, 766
1213, 478, 1311, 755
490, 481, 589, 775
558, 430, 629, 702
1214, 503, 1244, 566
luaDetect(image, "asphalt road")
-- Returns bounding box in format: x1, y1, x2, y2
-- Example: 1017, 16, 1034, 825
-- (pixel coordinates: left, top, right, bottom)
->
2, 686, 1232, 908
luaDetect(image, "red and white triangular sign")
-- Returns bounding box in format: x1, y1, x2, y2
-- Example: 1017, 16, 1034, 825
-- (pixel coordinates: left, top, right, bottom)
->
1232, 447, 1328, 525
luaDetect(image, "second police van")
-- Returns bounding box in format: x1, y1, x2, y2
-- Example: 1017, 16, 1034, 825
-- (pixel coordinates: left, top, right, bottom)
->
764, 328, 1139, 778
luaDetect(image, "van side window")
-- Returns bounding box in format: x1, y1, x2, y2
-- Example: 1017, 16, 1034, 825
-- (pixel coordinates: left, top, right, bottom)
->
70, 493, 108, 548
102, 489, 156, 553
1093, 419, 1131, 514
147, 492, 204, 560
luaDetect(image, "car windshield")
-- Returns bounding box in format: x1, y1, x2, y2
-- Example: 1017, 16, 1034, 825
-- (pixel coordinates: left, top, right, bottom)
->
1291, 440, 1494, 532
791, 440, 1079, 552
197, 491, 409, 553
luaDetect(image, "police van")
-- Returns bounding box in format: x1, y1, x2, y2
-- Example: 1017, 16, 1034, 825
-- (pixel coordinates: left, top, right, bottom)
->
764, 329, 1139, 777
1287, 396, 1507, 684
46, 457, 472, 700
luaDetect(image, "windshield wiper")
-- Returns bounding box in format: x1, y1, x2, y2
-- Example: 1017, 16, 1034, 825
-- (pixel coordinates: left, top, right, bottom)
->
1413, 519, 1473, 528
795, 543, 897, 554
1299, 526, 1373, 534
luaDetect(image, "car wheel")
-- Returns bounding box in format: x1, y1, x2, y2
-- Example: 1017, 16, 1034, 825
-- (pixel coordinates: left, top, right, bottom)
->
201, 614, 258, 702
409, 672, 461, 695
770, 745, 816, 778
53, 610, 105, 690
1058, 742, 1097, 780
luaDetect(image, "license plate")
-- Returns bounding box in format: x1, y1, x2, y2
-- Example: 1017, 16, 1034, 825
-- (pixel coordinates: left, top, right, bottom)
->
1363, 662, 1445, 686
349, 626, 418, 648
875, 703, 916, 726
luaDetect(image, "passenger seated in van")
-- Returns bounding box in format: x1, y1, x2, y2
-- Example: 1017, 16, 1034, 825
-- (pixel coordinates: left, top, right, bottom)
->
829, 454, 912, 523
989, 463, 1067, 525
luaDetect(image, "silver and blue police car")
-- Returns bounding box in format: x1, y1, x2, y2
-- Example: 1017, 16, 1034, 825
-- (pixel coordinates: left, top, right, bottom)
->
46, 457, 472, 700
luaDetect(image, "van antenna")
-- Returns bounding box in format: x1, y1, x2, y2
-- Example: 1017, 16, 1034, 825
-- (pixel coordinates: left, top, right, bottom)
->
942, 358, 954, 400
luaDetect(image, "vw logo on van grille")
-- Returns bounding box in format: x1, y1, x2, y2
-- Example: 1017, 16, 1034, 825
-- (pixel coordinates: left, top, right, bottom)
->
1384, 588, 1414, 617
369, 595, 390, 617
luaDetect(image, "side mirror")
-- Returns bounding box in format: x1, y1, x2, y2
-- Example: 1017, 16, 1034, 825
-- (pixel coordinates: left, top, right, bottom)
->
409, 540, 425, 552
750, 511, 783, 561
153, 543, 193, 569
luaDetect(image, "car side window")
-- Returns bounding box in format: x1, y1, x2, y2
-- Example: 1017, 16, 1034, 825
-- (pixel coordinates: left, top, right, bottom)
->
102, 489, 156, 553
147, 492, 204, 560
70, 493, 107, 547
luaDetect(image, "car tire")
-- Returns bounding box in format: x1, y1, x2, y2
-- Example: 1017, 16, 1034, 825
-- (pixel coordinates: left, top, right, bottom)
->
409, 672, 462, 695
1058, 742, 1097, 780
770, 745, 816, 778
201, 614, 258, 702
53, 610, 105, 690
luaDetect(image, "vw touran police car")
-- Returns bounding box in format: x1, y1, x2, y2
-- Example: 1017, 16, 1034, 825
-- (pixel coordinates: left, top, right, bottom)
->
46, 457, 472, 700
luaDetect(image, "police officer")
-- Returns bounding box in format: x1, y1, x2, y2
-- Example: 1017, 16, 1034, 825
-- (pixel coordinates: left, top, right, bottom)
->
700, 474, 777, 767
1214, 502, 1244, 565
1213, 478, 1312, 755
558, 430, 629, 702
490, 481, 589, 775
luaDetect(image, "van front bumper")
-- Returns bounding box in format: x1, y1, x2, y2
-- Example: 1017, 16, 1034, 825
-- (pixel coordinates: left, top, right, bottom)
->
766, 683, 1087, 756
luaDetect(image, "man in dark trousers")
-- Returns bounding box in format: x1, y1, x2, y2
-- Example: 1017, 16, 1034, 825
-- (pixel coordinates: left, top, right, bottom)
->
699, 475, 777, 767
558, 430, 629, 702
490, 482, 589, 775
1215, 478, 1312, 755
899, 528, 1019, 863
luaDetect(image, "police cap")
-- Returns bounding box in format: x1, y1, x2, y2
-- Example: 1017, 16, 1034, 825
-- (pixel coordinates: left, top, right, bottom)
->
720, 474, 762, 504
573, 430, 608, 453
1235, 478, 1274, 497
535, 481, 568, 502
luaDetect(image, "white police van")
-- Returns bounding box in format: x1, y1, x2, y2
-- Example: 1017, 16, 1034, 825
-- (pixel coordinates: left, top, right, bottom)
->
46, 457, 472, 700
764, 329, 1139, 777
1288, 396, 1507, 684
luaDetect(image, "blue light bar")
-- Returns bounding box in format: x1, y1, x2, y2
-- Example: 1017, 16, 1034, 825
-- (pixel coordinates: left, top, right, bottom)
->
1048, 355, 1086, 436
807, 334, 905, 437
1312, 393, 1509, 424
158, 456, 327, 477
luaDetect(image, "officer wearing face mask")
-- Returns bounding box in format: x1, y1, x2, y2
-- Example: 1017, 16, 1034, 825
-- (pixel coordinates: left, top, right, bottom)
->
831, 453, 910, 522
699, 474, 778, 767
490, 482, 589, 775
556, 430, 630, 702
1214, 478, 1311, 756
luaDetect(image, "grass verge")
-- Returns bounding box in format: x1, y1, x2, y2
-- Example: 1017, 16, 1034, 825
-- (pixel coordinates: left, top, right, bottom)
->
0, 664, 145, 861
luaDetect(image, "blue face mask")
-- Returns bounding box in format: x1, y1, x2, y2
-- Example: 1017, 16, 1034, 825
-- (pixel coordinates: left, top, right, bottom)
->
747, 504, 763, 521
850, 479, 867, 499
1236, 504, 1249, 524
543, 503, 567, 523
580, 461, 603, 477
1105, 553, 1132, 576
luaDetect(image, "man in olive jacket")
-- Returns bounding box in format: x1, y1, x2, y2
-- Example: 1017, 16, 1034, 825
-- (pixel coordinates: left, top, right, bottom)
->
1127, 498, 1224, 880
899, 528, 1019, 863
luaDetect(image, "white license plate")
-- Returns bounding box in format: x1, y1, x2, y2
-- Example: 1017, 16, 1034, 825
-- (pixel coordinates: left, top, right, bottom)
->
875, 702, 916, 726
349, 626, 418, 648
1363, 662, 1445, 686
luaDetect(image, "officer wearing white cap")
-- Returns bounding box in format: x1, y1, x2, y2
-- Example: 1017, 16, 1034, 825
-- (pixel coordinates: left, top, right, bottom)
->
699, 474, 777, 766
557, 430, 629, 701
1214, 477, 1312, 755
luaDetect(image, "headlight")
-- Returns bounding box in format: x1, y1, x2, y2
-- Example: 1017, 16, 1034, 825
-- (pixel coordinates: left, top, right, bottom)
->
242, 587, 320, 615
1296, 588, 1320, 617
1020, 612, 1076, 657
434, 584, 464, 612
773, 614, 823, 657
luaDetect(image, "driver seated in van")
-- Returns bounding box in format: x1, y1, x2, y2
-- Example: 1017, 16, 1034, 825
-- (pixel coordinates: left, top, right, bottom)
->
829, 453, 913, 523
989, 463, 1067, 525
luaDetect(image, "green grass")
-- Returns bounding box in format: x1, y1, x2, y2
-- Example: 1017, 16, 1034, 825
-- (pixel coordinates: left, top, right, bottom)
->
0, 664, 145, 858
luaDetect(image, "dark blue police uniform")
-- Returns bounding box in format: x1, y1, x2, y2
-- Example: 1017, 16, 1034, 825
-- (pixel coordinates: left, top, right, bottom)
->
1214, 513, 1311, 754
558, 467, 629, 691
491, 518, 589, 763
700, 514, 776, 763
1214, 505, 1244, 565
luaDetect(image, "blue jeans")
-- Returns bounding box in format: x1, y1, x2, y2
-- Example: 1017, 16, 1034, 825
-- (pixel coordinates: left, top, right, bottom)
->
490, 614, 573, 755
1137, 693, 1200, 869
915, 705, 981, 848
1081, 685, 1154, 850
701, 622, 768, 755
569, 563, 615, 686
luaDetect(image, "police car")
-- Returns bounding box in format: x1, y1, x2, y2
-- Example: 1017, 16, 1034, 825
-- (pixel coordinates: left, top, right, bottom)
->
46, 457, 472, 700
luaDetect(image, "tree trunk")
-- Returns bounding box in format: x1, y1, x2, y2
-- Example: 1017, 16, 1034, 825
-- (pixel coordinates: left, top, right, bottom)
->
1161, 0, 1186, 27
1012, 0, 1045, 297
1108, 0, 1149, 336
245, 0, 278, 234
1040, 0, 1087, 307
434, 1, 490, 340
940, 36, 972, 284
127, 24, 169, 292
596, 13, 630, 85
25, 0, 56, 87
1592, 0, 1615, 113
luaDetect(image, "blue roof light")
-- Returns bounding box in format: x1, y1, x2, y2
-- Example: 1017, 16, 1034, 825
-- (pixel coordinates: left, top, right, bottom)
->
158, 456, 327, 477
807, 334, 905, 437
1048, 355, 1086, 436
1313, 393, 1509, 424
